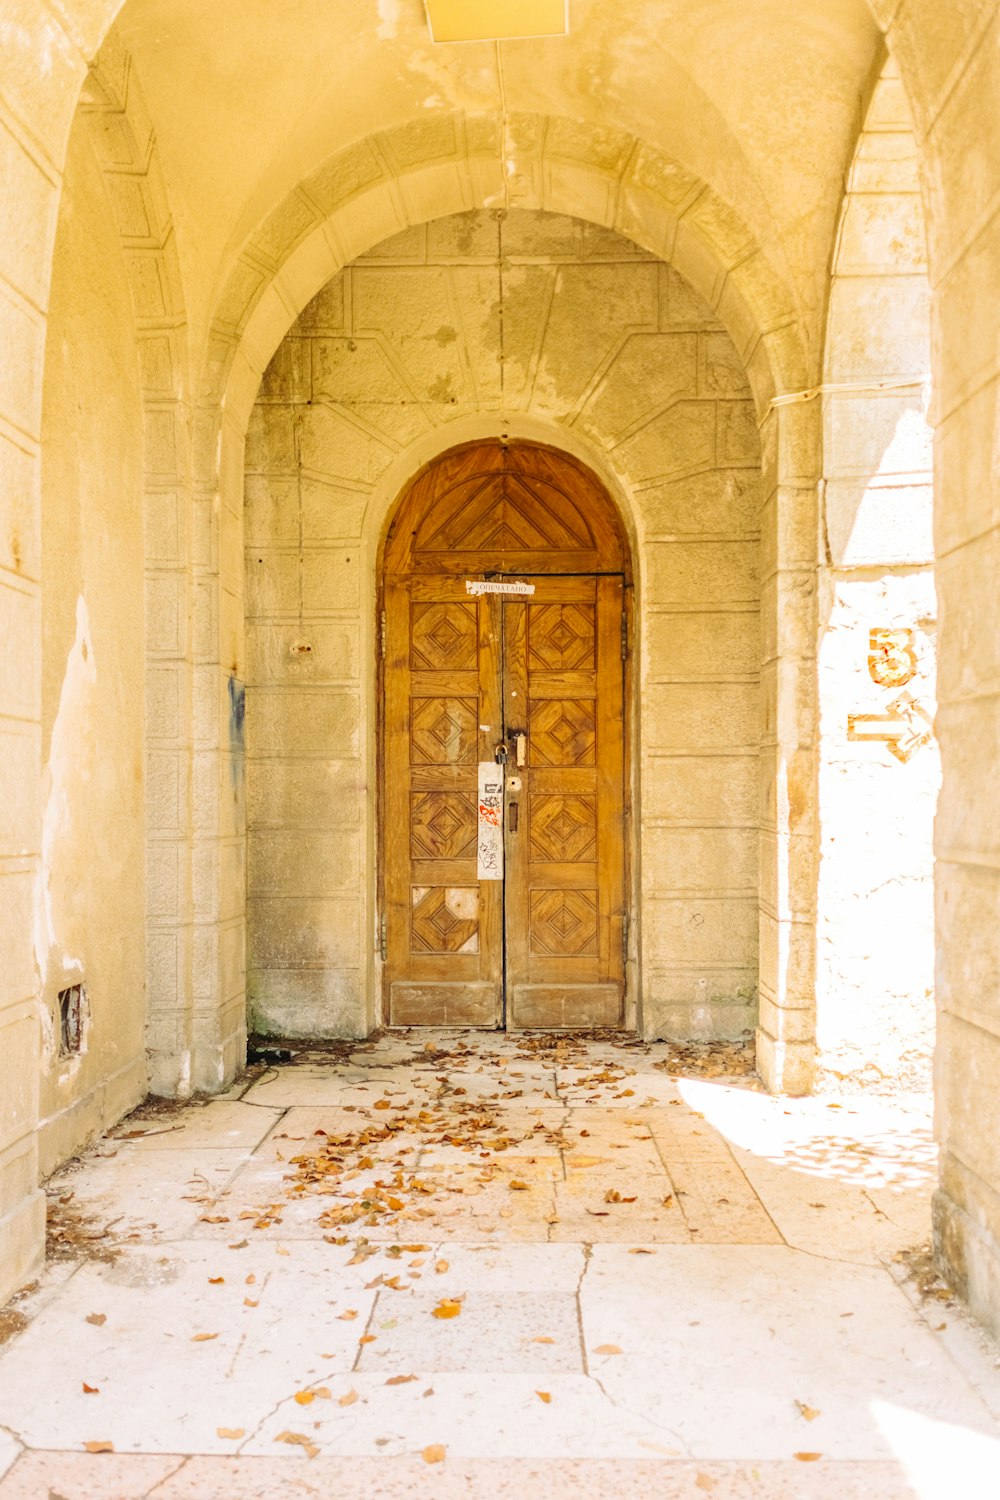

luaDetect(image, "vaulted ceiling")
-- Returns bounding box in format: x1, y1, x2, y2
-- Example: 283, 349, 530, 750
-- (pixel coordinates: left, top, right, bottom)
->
109, 0, 881, 350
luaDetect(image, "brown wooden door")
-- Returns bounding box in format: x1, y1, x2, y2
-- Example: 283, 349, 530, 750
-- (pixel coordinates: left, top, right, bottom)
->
381, 440, 629, 1031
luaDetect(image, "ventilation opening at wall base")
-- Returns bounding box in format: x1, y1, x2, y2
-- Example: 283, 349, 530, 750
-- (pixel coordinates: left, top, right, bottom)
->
58, 985, 85, 1056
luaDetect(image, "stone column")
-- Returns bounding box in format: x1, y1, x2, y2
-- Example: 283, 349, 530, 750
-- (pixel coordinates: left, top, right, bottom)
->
756, 401, 821, 1094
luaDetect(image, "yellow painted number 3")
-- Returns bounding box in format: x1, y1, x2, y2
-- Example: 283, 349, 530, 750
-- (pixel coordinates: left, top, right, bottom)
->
868, 628, 917, 689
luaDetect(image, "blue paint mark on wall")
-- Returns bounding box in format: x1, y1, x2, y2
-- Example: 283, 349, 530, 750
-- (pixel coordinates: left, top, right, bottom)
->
228, 676, 245, 792
228, 675, 246, 745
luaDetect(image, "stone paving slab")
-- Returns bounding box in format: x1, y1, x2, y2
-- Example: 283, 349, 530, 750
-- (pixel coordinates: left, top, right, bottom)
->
1, 1453, 974, 1500
3, 1031, 999, 1498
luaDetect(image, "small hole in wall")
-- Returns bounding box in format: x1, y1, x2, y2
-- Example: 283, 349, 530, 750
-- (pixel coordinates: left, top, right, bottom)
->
58, 985, 84, 1056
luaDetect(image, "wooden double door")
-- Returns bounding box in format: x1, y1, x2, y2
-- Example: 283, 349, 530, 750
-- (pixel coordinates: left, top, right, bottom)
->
380, 441, 630, 1031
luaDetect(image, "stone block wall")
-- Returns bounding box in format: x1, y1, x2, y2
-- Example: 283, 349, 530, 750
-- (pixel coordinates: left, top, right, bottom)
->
244, 208, 762, 1039
818, 57, 937, 1090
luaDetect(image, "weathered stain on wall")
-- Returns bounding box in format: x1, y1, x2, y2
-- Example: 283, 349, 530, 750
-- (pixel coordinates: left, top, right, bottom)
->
245, 208, 761, 1040
36, 119, 148, 1173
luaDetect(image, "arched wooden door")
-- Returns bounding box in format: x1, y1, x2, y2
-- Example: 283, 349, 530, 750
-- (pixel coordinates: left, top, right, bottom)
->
380, 441, 631, 1030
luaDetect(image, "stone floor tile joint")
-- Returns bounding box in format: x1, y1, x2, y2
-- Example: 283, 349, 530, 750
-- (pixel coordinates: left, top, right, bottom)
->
143, 1453, 191, 1498
574, 1242, 593, 1375
354, 1287, 382, 1373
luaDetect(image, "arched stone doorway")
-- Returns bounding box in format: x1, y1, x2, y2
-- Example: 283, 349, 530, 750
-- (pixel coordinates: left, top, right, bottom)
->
378, 439, 633, 1030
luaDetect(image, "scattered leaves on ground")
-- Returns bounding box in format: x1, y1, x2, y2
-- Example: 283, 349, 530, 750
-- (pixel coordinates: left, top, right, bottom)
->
84, 1441, 114, 1454
421, 1444, 446, 1464
432, 1298, 462, 1320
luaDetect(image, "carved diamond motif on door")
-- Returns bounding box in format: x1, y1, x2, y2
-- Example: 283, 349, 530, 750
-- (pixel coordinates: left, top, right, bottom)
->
528, 604, 596, 670
529, 699, 597, 766
410, 792, 478, 860
529, 795, 597, 862
529, 890, 599, 955
411, 602, 478, 671
410, 697, 478, 765
411, 886, 480, 954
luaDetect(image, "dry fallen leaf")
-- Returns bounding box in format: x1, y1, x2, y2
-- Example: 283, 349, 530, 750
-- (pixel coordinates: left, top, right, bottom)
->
536, 1391, 552, 1403
217, 1427, 245, 1440
359, 1334, 377, 1345
208, 1276, 224, 1285
531, 1336, 555, 1345
244, 1298, 259, 1308
338, 1389, 359, 1407
386, 1374, 418, 1386
435, 1260, 449, 1275
796, 1402, 821, 1422
629, 1248, 654, 1255
337, 1309, 358, 1321
84, 1441, 114, 1454
199, 1215, 230, 1225
191, 1332, 219, 1343
85, 1313, 107, 1327
509, 1179, 529, 1191
593, 1344, 622, 1356
294, 1390, 316, 1406
82, 1383, 99, 1395
695, 1474, 716, 1492
275, 1431, 319, 1459
432, 1298, 462, 1320
421, 1444, 446, 1464
794, 1452, 823, 1462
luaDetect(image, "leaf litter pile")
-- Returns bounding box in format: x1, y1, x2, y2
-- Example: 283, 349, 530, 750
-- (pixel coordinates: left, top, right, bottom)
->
281, 1039, 577, 1236
231, 1030, 761, 1238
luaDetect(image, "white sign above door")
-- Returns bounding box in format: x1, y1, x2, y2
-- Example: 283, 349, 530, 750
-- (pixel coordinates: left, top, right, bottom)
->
465, 580, 536, 596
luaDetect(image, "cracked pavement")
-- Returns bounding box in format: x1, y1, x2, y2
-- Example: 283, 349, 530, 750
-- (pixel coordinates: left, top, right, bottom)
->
0, 1029, 998, 1497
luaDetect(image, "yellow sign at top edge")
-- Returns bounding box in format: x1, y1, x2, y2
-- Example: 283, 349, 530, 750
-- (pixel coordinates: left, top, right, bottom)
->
425, 0, 568, 43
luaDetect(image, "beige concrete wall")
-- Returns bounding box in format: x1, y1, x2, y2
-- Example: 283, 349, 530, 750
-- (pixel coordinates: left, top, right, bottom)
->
37, 116, 147, 1173
245, 209, 761, 1040
875, 0, 1000, 1337
817, 55, 938, 1090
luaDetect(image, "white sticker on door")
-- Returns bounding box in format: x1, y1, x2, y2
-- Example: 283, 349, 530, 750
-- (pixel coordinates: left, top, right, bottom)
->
477, 762, 504, 880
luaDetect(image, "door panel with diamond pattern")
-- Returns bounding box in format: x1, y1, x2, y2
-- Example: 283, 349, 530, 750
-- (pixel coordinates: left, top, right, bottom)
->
503, 575, 625, 1028
382, 440, 628, 1030
384, 576, 503, 1026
